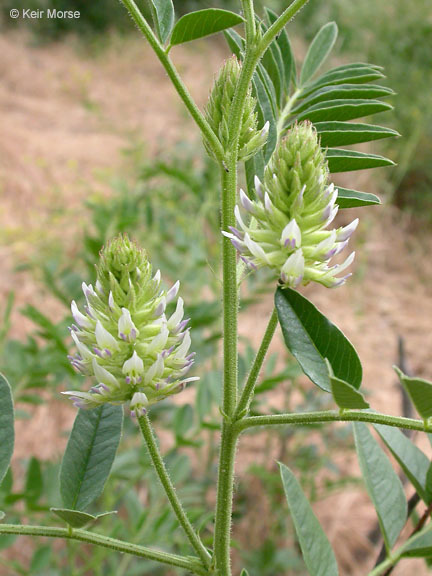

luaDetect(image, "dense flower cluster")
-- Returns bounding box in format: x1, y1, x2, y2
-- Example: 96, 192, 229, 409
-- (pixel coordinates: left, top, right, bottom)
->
204, 56, 269, 161
223, 122, 358, 288
64, 236, 197, 416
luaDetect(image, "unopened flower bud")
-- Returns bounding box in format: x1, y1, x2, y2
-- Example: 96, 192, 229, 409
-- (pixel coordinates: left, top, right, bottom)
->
204, 56, 268, 161
223, 122, 358, 288
64, 235, 197, 414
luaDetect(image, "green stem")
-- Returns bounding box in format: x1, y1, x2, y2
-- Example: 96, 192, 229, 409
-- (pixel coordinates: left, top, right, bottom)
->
214, 1, 311, 571
0, 524, 207, 575
119, 0, 225, 165
260, 0, 311, 54
241, 0, 257, 44
234, 308, 278, 419
367, 556, 397, 576
236, 410, 431, 433
213, 423, 239, 575
137, 414, 211, 568
221, 165, 239, 418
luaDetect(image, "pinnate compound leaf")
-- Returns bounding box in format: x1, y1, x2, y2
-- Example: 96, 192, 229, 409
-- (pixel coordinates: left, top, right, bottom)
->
275, 287, 362, 393
51, 507, 117, 529
170, 9, 244, 46
315, 122, 399, 148
354, 422, 407, 549
374, 424, 431, 503
60, 404, 123, 511
0, 373, 14, 486
326, 149, 395, 173
280, 463, 339, 576
326, 361, 369, 409
394, 366, 432, 420
150, 0, 174, 44
336, 188, 381, 209
300, 22, 338, 85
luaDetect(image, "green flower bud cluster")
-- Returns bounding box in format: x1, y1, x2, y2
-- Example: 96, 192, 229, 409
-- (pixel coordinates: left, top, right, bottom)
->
223, 122, 358, 288
204, 56, 269, 161
64, 235, 197, 417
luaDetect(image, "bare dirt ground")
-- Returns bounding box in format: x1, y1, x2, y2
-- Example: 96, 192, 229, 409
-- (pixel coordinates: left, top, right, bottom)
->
1, 30, 432, 575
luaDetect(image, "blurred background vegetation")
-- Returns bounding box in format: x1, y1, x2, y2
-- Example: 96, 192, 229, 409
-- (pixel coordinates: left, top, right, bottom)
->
0, 0, 431, 574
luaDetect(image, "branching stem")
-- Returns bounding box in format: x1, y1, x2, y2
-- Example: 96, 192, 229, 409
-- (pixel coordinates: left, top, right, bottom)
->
236, 410, 432, 433
0, 524, 207, 575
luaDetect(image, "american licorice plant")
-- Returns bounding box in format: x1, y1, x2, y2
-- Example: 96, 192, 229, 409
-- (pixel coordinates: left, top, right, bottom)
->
2, 1, 432, 575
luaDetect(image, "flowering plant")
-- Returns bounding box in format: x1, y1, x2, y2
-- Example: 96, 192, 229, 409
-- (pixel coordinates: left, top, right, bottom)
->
1, 2, 432, 575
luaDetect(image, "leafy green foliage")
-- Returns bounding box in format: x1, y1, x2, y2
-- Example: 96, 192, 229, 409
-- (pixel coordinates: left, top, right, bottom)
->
374, 424, 431, 503
300, 22, 338, 85
275, 287, 362, 392
354, 423, 407, 549
149, 0, 175, 44
60, 405, 123, 511
335, 188, 381, 209
326, 149, 394, 173
225, 14, 396, 210
170, 8, 243, 46
394, 366, 432, 420
329, 375, 369, 410
0, 373, 14, 486
280, 463, 339, 576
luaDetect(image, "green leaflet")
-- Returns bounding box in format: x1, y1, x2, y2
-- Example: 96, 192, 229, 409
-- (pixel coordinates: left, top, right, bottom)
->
223, 28, 244, 59
300, 22, 338, 85
0, 373, 14, 486
275, 287, 362, 392
326, 149, 394, 173
60, 404, 123, 511
315, 121, 399, 147
401, 525, 432, 558
296, 98, 393, 123
252, 71, 277, 162
336, 188, 381, 209
300, 66, 385, 97
328, 370, 369, 410
394, 366, 432, 420
354, 422, 407, 550
170, 9, 244, 46
280, 463, 339, 576
374, 423, 431, 503
149, 0, 174, 44
294, 84, 394, 114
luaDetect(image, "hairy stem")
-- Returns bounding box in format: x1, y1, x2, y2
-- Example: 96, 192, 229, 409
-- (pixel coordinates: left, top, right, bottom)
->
234, 308, 278, 419
0, 524, 207, 575
241, 0, 257, 44
213, 423, 239, 575
236, 410, 431, 433
119, 0, 224, 164
260, 0, 311, 54
137, 414, 211, 568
